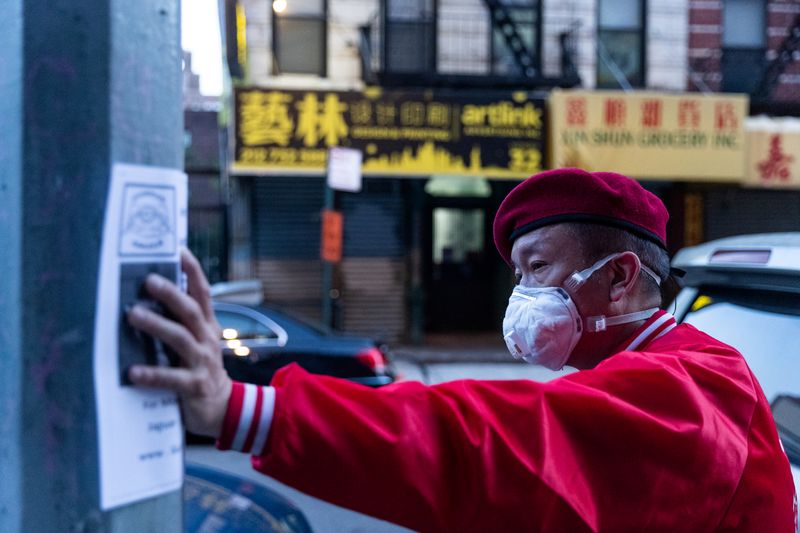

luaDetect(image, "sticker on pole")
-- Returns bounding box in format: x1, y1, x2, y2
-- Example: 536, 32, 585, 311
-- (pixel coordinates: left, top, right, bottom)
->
321, 209, 343, 263
93, 163, 187, 510
327, 147, 363, 192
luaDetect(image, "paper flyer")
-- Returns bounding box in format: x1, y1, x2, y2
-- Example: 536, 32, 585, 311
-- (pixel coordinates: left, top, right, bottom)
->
93, 163, 187, 510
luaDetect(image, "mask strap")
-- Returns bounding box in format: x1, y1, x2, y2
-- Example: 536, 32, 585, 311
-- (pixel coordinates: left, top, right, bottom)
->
585, 307, 659, 333
563, 253, 620, 292
565, 253, 661, 292
640, 264, 661, 287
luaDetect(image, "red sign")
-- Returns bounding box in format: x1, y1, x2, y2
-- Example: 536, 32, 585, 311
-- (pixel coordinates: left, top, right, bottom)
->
641, 100, 662, 128
604, 99, 626, 127
758, 134, 794, 182
321, 209, 343, 263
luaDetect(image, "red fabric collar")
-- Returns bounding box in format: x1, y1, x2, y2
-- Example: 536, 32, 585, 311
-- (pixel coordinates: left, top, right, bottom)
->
612, 309, 677, 354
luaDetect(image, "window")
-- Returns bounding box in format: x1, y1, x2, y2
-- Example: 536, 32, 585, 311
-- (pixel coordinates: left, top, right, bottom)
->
272, 0, 326, 76
216, 310, 280, 341
384, 0, 435, 73
432, 208, 484, 265
491, 0, 540, 76
596, 0, 645, 88
721, 0, 765, 93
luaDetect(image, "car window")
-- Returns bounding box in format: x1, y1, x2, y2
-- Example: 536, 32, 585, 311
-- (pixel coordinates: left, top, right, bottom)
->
682, 287, 800, 406
772, 396, 800, 468
216, 310, 279, 341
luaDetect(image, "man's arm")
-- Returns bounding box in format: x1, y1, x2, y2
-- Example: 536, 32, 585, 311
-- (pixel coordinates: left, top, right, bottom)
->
123, 251, 586, 530
124, 251, 750, 533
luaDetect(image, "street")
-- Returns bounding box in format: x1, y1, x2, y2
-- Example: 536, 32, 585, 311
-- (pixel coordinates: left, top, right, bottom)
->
186, 359, 571, 533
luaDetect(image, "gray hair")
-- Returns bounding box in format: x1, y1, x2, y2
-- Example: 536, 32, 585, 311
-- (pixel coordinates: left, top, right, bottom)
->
560, 222, 670, 302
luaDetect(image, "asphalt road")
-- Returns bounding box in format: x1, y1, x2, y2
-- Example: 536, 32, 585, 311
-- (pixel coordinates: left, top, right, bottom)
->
186, 360, 571, 533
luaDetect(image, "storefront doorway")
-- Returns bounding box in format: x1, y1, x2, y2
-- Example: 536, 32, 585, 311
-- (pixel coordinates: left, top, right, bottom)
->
422, 177, 516, 334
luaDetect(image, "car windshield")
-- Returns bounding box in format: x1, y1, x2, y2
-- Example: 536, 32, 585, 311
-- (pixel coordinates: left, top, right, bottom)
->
216, 310, 279, 341
682, 286, 800, 467
266, 306, 337, 336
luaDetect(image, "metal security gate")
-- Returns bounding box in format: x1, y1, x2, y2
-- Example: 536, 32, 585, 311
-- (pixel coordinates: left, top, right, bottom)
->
704, 187, 800, 241
252, 177, 325, 322
340, 179, 408, 342
251, 177, 409, 341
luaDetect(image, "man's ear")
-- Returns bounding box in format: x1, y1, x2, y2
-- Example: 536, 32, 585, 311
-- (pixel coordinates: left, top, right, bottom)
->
608, 251, 641, 302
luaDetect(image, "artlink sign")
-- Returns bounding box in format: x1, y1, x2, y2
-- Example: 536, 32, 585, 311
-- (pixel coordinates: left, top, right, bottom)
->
232, 87, 545, 178
549, 90, 748, 181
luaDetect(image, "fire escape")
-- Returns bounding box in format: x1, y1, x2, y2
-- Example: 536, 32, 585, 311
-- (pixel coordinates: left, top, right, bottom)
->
359, 0, 581, 90
754, 13, 800, 103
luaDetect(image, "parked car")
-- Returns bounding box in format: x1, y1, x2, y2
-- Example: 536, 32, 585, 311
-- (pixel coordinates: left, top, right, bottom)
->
670, 232, 800, 496
213, 301, 395, 387
184, 462, 313, 533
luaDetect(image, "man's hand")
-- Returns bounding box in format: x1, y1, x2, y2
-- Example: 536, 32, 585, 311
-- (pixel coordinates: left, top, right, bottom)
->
127, 249, 232, 439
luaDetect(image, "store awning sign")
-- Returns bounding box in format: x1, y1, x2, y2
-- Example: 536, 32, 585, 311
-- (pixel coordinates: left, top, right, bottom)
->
745, 116, 800, 189
549, 90, 748, 181
233, 87, 545, 179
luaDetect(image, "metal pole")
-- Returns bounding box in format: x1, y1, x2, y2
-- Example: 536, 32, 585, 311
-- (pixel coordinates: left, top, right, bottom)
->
322, 184, 336, 327
0, 0, 183, 531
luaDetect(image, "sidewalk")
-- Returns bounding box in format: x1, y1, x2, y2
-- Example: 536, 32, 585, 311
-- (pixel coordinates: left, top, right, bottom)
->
389, 331, 510, 364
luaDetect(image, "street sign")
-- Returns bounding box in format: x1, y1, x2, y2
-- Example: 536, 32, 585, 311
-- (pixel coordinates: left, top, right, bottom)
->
327, 147, 363, 192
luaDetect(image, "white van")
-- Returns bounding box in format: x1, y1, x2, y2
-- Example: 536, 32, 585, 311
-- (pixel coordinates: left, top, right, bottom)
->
671, 233, 800, 501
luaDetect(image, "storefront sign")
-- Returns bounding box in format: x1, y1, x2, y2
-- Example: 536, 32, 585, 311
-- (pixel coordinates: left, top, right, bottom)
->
233, 87, 545, 179
549, 90, 748, 181
745, 117, 800, 189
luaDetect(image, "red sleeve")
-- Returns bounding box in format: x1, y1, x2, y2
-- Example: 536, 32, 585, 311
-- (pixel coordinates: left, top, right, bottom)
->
252, 348, 770, 533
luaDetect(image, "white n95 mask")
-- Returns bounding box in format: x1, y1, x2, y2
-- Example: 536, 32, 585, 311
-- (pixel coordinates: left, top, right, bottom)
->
502, 253, 659, 370
503, 286, 582, 369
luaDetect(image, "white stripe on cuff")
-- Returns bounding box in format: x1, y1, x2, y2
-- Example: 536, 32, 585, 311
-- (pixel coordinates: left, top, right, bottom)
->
250, 386, 276, 456
232, 383, 257, 451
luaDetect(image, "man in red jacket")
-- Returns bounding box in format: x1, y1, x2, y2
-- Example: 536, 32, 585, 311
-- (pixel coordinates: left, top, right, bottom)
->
129, 168, 797, 532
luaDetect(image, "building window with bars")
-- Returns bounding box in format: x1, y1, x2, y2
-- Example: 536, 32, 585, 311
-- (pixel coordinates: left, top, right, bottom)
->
490, 0, 540, 76
384, 0, 436, 74
596, 0, 645, 89
272, 0, 327, 76
721, 0, 765, 94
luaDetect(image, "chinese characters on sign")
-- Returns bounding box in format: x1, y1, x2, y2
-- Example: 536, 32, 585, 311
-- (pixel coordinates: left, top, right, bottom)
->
550, 90, 748, 181
234, 88, 546, 179
745, 117, 800, 189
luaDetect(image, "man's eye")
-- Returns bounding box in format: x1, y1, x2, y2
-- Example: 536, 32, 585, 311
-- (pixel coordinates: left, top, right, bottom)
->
530, 262, 546, 272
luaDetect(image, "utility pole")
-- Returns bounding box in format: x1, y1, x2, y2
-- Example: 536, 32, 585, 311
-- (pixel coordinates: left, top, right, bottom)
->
0, 1, 183, 531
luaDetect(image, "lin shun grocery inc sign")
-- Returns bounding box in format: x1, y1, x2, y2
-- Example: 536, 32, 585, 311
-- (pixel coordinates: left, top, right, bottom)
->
549, 89, 748, 181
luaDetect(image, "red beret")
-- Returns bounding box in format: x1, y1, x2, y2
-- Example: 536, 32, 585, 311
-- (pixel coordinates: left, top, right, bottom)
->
493, 168, 668, 264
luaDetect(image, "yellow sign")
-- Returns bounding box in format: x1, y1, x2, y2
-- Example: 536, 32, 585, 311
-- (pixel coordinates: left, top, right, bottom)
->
549, 90, 748, 181
744, 117, 800, 189
233, 87, 546, 178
